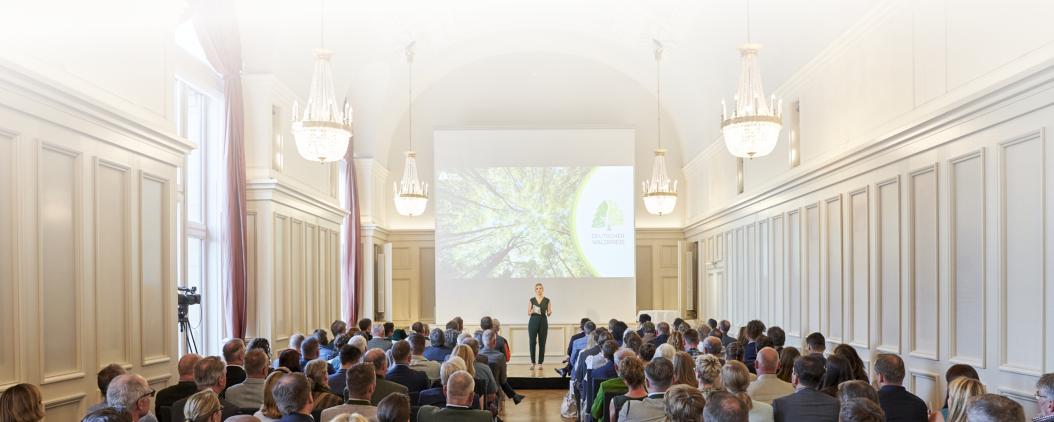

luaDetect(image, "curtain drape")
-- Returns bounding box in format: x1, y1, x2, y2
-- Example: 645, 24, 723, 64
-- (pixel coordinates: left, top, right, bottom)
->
341, 145, 364, 323
191, 0, 249, 339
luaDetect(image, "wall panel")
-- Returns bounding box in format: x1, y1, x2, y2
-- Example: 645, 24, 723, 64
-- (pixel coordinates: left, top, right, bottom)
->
772, 216, 785, 328
877, 178, 901, 353
787, 211, 802, 337
139, 174, 168, 365
806, 204, 821, 334
39, 144, 82, 382
848, 187, 870, 347
950, 150, 985, 365
95, 160, 130, 367
826, 196, 844, 342
759, 220, 770, 323
0, 133, 17, 388
273, 215, 289, 341
909, 165, 939, 360
909, 370, 940, 410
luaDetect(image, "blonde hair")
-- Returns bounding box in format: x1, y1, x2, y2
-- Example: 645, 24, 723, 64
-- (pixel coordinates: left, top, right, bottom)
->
534, 283, 543, 289
0, 383, 44, 422
331, 414, 371, 422
947, 377, 986, 422
305, 359, 330, 389
672, 351, 698, 388
695, 354, 723, 388
440, 358, 467, 385
183, 389, 221, 422
667, 331, 686, 351
721, 360, 754, 410
449, 345, 476, 377
260, 367, 291, 418
664, 384, 707, 422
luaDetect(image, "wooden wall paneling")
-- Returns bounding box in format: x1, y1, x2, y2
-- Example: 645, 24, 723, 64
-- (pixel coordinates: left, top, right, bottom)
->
43, 393, 86, 422
806, 203, 822, 335
848, 187, 871, 348
290, 220, 304, 335
659, 244, 679, 309
747, 224, 757, 321
305, 224, 317, 329
787, 210, 802, 338
0, 131, 16, 388
420, 247, 436, 321
949, 149, 986, 366
759, 220, 771, 323
139, 172, 170, 366
826, 195, 844, 343
909, 164, 940, 360
877, 177, 902, 353
273, 215, 289, 343
391, 247, 411, 323
909, 370, 940, 410
636, 245, 653, 311
772, 216, 785, 328
94, 159, 131, 368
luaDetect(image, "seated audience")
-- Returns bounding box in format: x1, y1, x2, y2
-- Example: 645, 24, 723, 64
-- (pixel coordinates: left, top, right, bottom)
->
804, 332, 826, 364
170, 357, 239, 422
423, 328, 449, 362
722, 360, 773, 422
704, 391, 749, 422
227, 349, 271, 409
873, 353, 928, 422
592, 340, 621, 381
89, 363, 127, 413
748, 347, 793, 404
325, 322, 348, 360
82, 407, 134, 422
248, 338, 272, 358
491, 318, 512, 362
451, 341, 497, 409
608, 355, 647, 422
818, 354, 853, 397
357, 318, 374, 340
363, 348, 408, 405
321, 363, 378, 422
684, 329, 701, 357
664, 384, 708, 422
568, 321, 597, 376
277, 349, 302, 373
271, 372, 314, 421
313, 329, 336, 362
639, 322, 657, 345
591, 348, 636, 420
672, 351, 698, 388
720, 320, 736, 346
108, 374, 155, 422
418, 358, 480, 409
156, 353, 201, 418
653, 322, 671, 346
832, 344, 869, 383
696, 354, 725, 399
289, 334, 306, 353
964, 393, 1025, 422
417, 370, 491, 422
1036, 373, 1054, 422
623, 331, 644, 355
636, 314, 652, 336
327, 334, 352, 370
940, 364, 981, 412
653, 343, 677, 362
182, 390, 221, 422
329, 344, 365, 400
765, 327, 785, 355
254, 368, 291, 422
840, 398, 886, 422
300, 337, 334, 375
385, 340, 430, 393
617, 356, 673, 422
575, 328, 611, 386
408, 333, 440, 382
367, 324, 393, 351
743, 320, 766, 373
772, 355, 838, 422
560, 318, 592, 377
223, 338, 248, 391
376, 393, 410, 422
0, 383, 45, 422
480, 329, 525, 404
305, 359, 343, 413
775, 347, 799, 384
837, 380, 879, 405
702, 336, 724, 358
726, 341, 745, 363
932, 377, 985, 422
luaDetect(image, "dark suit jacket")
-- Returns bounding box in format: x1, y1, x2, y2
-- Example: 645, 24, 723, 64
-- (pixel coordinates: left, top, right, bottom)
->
479, 349, 508, 385
386, 364, 430, 392
225, 365, 247, 391
423, 346, 451, 362
417, 388, 481, 409
743, 342, 759, 373
574, 345, 601, 384
591, 361, 617, 381
370, 377, 409, 405
417, 404, 491, 422
277, 413, 314, 422
721, 333, 736, 346
566, 332, 585, 356
878, 385, 929, 422
329, 368, 349, 398
171, 395, 239, 422
650, 333, 669, 347
772, 387, 840, 422
155, 380, 197, 418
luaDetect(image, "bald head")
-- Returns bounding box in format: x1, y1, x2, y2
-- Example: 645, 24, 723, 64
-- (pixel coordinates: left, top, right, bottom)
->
756, 347, 779, 374
445, 371, 476, 406
364, 348, 388, 375
702, 336, 723, 356
177, 354, 202, 381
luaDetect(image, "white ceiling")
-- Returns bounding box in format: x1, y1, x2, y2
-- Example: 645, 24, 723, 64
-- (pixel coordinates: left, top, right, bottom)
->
237, 0, 883, 167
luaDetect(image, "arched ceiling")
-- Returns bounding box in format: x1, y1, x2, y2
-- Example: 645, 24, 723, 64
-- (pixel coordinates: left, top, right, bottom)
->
237, 0, 881, 167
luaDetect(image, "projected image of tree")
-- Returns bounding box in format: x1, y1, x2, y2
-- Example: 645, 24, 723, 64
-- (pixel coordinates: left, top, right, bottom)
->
436, 167, 594, 279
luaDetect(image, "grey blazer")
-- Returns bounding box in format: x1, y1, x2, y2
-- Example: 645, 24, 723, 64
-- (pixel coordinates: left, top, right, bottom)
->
416, 405, 492, 422
772, 387, 840, 422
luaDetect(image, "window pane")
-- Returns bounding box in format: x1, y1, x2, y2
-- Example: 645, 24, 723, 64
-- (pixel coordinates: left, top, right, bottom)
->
182, 87, 206, 224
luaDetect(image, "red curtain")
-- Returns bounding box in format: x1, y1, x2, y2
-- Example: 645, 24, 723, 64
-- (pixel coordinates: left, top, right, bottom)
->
341, 146, 364, 322
191, 0, 248, 339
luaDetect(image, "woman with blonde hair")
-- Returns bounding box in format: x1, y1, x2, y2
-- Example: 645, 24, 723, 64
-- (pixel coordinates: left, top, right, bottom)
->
0, 383, 45, 422
663, 384, 707, 422
448, 344, 476, 377
695, 354, 724, 399
722, 360, 773, 422
667, 331, 686, 352
672, 351, 699, 388
930, 377, 986, 422
183, 389, 222, 422
305, 359, 343, 413
254, 367, 291, 422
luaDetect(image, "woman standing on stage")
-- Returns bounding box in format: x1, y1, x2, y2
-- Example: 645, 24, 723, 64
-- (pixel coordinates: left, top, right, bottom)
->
527, 282, 553, 370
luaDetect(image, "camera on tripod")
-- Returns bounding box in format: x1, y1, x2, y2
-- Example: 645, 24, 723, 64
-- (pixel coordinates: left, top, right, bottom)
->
178, 286, 201, 307
177, 286, 201, 354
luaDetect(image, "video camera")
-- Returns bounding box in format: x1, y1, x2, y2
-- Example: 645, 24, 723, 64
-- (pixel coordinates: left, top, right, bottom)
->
177, 286, 201, 307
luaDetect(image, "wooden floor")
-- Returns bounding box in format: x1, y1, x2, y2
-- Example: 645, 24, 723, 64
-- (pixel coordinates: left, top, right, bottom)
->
500, 389, 571, 422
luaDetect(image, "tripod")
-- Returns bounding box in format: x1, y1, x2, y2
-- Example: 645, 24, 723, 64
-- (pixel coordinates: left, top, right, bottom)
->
178, 305, 198, 355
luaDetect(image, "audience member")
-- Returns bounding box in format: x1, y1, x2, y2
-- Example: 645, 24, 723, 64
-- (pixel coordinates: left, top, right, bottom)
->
839, 398, 885, 422
672, 351, 698, 388
491, 318, 512, 362
748, 347, 793, 404
722, 360, 773, 422
560, 318, 593, 377
623, 331, 643, 355
1036, 373, 1054, 422
639, 322, 658, 345
726, 341, 744, 363
357, 319, 374, 340
771, 355, 839, 422
818, 354, 853, 397
327, 334, 352, 370
766, 327, 785, 355
618, 357, 673, 422
423, 328, 449, 362
326, 321, 349, 359
941, 364, 981, 411
636, 314, 652, 336
832, 344, 869, 383
223, 338, 248, 391
837, 380, 879, 405
170, 357, 238, 422
89, 363, 127, 413
386, 340, 430, 393
612, 321, 628, 347
418, 358, 481, 409
804, 333, 826, 364
569, 321, 598, 376
305, 359, 343, 413
452, 341, 498, 409
873, 353, 928, 422
480, 329, 525, 404
775, 347, 800, 384
964, 394, 1025, 422
367, 324, 393, 351
574, 328, 610, 387
329, 344, 364, 400
664, 384, 708, 422
277, 349, 302, 373
156, 353, 201, 417
407, 334, 440, 382
654, 343, 677, 363
300, 337, 333, 375
0, 383, 45, 422
417, 371, 491, 422
253, 368, 291, 422
364, 348, 408, 405
684, 329, 701, 357
719, 320, 735, 346
708, 319, 719, 332
376, 393, 410, 422
696, 354, 725, 399
82, 407, 134, 422
107, 374, 155, 422
704, 391, 749, 422
590, 348, 636, 420
320, 363, 378, 422
271, 373, 314, 421
227, 349, 270, 409
666, 331, 685, 352
609, 355, 647, 422
702, 336, 724, 358
314, 329, 336, 362
182, 390, 221, 422
933, 377, 985, 422
743, 320, 766, 373
248, 338, 272, 359
289, 334, 306, 352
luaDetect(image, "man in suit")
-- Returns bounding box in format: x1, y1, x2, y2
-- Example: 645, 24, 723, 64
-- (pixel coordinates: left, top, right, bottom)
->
271, 372, 315, 422
874, 353, 928, 422
743, 320, 765, 373
226, 349, 269, 409
805, 332, 827, 365
636, 314, 652, 336
574, 328, 611, 394
299, 336, 334, 375
772, 354, 839, 422
222, 339, 247, 392
639, 322, 657, 345
966, 393, 1026, 422
386, 340, 430, 392
364, 348, 408, 404
367, 324, 393, 351
328, 344, 364, 400
357, 318, 374, 341
417, 370, 491, 422
567, 321, 596, 378
155, 353, 199, 420
683, 329, 701, 357
719, 320, 736, 346
560, 318, 590, 378
170, 357, 240, 422
1036, 373, 1054, 422
408, 333, 441, 383
423, 328, 450, 361
704, 391, 750, 422
591, 340, 620, 381
321, 363, 378, 422
701, 336, 724, 359
618, 357, 673, 422
106, 374, 157, 422
651, 322, 670, 347
747, 347, 793, 403
480, 329, 525, 404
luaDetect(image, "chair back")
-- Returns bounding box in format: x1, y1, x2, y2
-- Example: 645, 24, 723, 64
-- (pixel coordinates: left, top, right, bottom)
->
602, 390, 622, 422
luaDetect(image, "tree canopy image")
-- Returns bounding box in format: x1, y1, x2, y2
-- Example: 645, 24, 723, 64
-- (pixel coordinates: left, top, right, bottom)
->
435, 167, 595, 279
591, 200, 625, 230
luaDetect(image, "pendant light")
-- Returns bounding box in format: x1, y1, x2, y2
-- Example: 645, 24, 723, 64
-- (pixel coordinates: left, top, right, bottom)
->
720, 0, 782, 158
291, 0, 352, 163
642, 40, 678, 216
393, 42, 429, 216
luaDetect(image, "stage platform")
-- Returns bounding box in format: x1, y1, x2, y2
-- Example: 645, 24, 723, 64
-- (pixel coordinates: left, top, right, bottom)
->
507, 363, 570, 390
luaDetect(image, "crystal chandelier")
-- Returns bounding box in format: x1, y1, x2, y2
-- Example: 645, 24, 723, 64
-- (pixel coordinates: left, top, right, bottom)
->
394, 43, 429, 217
720, 1, 782, 159
291, 1, 351, 163
642, 41, 678, 216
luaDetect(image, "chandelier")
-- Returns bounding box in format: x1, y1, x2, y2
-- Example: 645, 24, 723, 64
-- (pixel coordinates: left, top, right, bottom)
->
720, 1, 782, 159
642, 40, 678, 216
291, 1, 351, 163
394, 43, 429, 217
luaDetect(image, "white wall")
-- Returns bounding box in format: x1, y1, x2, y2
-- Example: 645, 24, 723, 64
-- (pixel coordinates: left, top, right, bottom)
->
686, 0, 1054, 417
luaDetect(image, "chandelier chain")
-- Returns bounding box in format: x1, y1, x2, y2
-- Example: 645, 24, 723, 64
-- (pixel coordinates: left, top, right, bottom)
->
407, 45, 414, 151
654, 41, 662, 149
746, 0, 751, 44
320, 0, 325, 49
